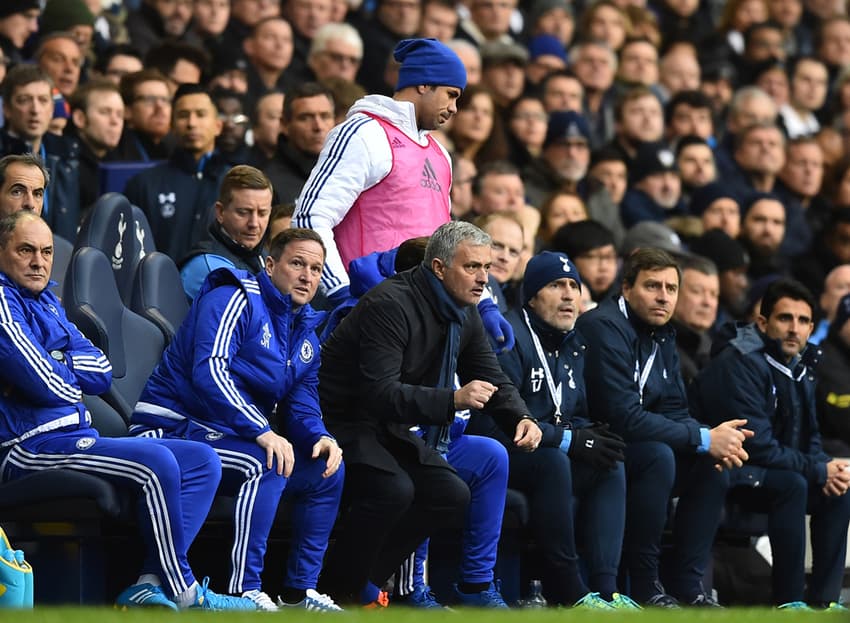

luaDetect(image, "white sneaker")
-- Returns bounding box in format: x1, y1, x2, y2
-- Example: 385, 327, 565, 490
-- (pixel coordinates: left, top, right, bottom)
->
278, 588, 344, 612
242, 589, 279, 611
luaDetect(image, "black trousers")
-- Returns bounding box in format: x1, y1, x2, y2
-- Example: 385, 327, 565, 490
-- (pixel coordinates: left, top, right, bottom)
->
319, 442, 470, 602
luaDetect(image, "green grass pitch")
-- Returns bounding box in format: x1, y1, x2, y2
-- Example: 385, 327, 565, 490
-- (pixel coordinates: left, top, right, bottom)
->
6, 607, 839, 622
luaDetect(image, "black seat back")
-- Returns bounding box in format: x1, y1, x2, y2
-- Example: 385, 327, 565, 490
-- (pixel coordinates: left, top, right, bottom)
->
130, 251, 190, 344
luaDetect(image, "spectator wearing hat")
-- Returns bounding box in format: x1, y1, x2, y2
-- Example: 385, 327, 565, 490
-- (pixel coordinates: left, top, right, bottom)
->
480, 41, 528, 110
690, 228, 751, 331
550, 219, 619, 303
524, 109, 625, 243
675, 136, 717, 204
619, 220, 688, 258
620, 141, 687, 228
578, 247, 751, 607
739, 191, 789, 281
469, 251, 638, 609
294, 38, 468, 305
672, 255, 720, 385
816, 291, 850, 456
689, 181, 740, 239
0, 0, 40, 66
39, 0, 96, 62
525, 34, 567, 89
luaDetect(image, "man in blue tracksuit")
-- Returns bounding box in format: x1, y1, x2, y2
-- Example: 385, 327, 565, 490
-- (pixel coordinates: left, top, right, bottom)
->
691, 279, 850, 609
131, 228, 344, 612
0, 211, 252, 611
576, 247, 752, 607
470, 251, 635, 609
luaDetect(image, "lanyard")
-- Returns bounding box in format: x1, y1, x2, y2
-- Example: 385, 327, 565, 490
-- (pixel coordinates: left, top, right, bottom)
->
522, 309, 563, 422
619, 296, 658, 405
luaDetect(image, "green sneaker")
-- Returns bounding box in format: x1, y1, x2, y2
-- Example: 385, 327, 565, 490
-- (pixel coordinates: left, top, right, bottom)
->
777, 601, 814, 611
574, 592, 614, 610
824, 602, 848, 613
609, 593, 642, 610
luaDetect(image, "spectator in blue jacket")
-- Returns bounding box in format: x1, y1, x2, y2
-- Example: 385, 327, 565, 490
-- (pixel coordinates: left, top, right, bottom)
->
472, 251, 637, 609
691, 279, 850, 610
576, 247, 752, 607
0, 211, 253, 611
131, 228, 344, 612
179, 165, 272, 300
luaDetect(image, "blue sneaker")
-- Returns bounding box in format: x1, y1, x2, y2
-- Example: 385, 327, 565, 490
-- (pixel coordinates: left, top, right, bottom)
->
777, 601, 814, 611
398, 585, 444, 608
115, 583, 178, 610
609, 592, 642, 610
574, 592, 615, 610
190, 577, 257, 611
453, 581, 509, 608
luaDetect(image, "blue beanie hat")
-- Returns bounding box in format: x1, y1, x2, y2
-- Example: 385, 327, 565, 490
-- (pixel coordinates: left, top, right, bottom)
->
394, 38, 467, 92
522, 251, 582, 305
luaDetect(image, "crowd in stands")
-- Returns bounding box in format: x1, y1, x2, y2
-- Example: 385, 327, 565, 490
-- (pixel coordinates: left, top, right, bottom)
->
1, 0, 850, 613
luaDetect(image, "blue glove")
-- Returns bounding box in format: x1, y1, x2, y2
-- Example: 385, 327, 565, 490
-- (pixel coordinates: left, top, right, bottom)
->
326, 284, 351, 308
478, 298, 515, 354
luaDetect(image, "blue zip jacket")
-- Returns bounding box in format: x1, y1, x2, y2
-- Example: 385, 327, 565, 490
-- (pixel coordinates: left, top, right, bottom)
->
0, 273, 112, 448
690, 322, 830, 486
493, 307, 590, 449
132, 268, 330, 449
576, 295, 704, 450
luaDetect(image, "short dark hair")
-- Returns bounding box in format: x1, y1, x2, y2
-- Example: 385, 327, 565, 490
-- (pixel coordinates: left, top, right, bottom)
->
267, 227, 326, 261
550, 219, 615, 256
0, 154, 49, 188
665, 90, 712, 126
621, 247, 681, 288
759, 278, 815, 319
269, 202, 295, 224
144, 42, 210, 80
94, 43, 143, 75
283, 82, 334, 121
679, 254, 717, 276
2, 65, 52, 103
395, 236, 430, 272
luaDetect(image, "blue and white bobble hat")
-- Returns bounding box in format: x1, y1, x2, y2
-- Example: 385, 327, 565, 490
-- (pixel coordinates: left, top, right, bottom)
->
522, 251, 582, 305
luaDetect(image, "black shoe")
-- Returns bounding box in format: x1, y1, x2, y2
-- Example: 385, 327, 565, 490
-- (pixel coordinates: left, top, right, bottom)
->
644, 582, 679, 609
689, 593, 723, 608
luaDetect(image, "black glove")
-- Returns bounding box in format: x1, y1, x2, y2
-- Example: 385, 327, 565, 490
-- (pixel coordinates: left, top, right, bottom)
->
568, 423, 626, 470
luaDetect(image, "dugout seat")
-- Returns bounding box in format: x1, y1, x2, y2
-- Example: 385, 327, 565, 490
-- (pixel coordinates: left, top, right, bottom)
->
129, 251, 189, 345
63, 246, 165, 421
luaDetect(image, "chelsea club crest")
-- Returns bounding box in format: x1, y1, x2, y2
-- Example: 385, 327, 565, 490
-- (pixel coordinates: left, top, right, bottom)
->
299, 339, 314, 363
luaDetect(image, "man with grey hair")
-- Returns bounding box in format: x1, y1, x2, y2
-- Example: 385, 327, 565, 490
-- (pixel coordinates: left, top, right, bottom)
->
318, 220, 541, 606
307, 22, 363, 84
